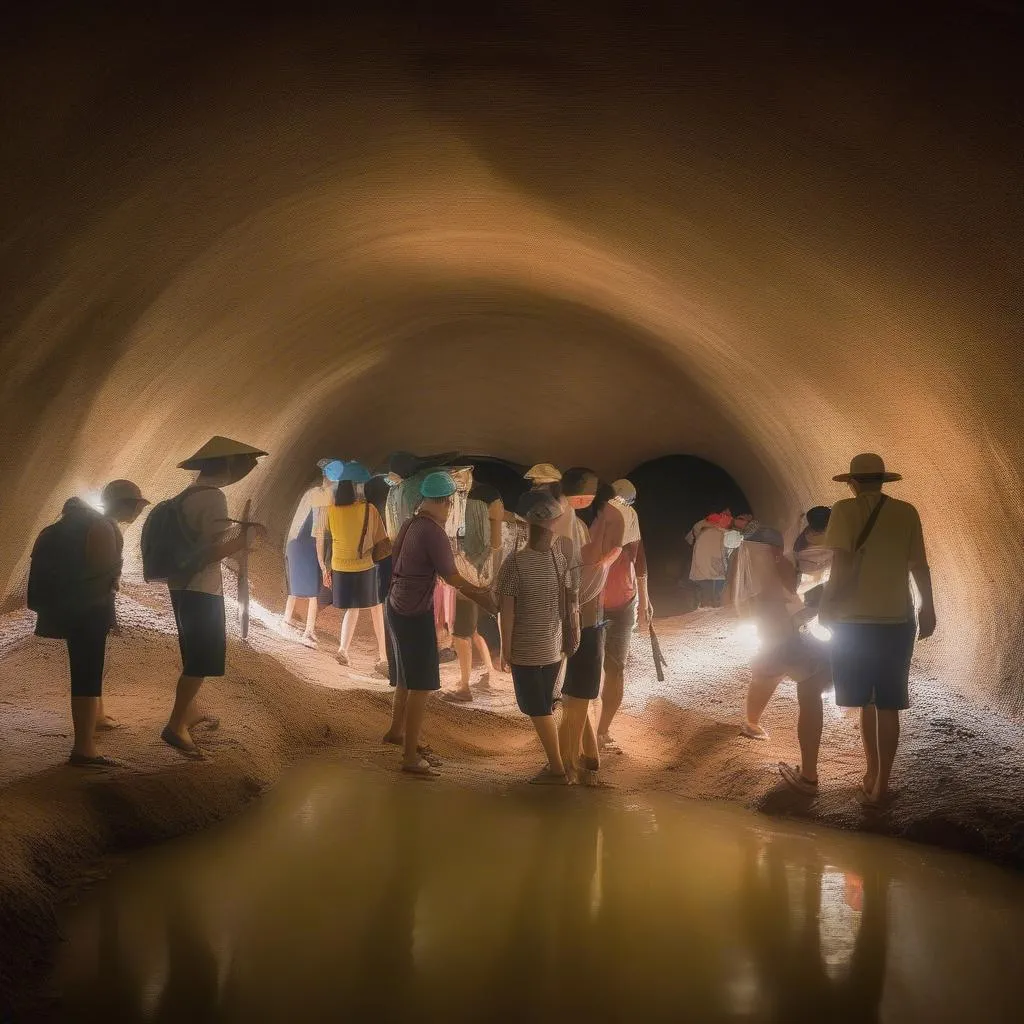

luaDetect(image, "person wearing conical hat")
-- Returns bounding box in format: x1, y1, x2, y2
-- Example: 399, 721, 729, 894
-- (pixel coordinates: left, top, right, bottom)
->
812, 454, 936, 808
162, 436, 267, 759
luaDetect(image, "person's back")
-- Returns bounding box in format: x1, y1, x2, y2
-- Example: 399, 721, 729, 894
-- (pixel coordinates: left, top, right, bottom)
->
824, 493, 923, 623
326, 499, 381, 573
167, 486, 230, 595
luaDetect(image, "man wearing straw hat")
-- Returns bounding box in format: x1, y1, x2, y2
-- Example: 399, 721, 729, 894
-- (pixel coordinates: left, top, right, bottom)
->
162, 436, 268, 758
819, 453, 936, 808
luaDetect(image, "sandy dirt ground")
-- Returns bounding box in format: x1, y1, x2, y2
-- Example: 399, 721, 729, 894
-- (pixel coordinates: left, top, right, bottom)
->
2, 579, 1023, 1006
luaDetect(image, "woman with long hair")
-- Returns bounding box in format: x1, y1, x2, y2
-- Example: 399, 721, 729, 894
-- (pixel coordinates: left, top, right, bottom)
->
323, 461, 391, 677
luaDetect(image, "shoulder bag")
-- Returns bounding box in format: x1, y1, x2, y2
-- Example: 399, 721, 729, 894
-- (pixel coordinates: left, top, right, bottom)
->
825, 494, 888, 611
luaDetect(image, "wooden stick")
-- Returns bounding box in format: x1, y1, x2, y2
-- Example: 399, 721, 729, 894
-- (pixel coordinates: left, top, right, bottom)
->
239, 498, 252, 640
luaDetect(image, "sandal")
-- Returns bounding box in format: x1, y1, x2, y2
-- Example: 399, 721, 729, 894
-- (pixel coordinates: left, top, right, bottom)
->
778, 762, 818, 795
401, 760, 440, 779
161, 726, 205, 760
68, 753, 119, 768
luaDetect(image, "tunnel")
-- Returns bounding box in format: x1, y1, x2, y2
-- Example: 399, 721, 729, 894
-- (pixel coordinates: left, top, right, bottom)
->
1, 2, 1022, 721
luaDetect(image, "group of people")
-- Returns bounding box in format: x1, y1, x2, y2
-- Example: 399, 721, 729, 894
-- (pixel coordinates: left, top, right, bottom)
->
281, 453, 652, 783
28, 435, 936, 808
726, 453, 936, 807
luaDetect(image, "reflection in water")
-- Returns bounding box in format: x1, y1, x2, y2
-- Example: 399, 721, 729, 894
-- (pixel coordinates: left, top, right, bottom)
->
53, 765, 1024, 1023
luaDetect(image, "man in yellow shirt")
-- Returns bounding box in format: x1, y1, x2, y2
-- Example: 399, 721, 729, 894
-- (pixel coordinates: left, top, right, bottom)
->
819, 454, 937, 808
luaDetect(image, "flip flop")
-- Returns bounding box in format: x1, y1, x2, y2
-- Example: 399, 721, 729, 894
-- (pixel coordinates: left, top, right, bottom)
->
401, 761, 440, 779
382, 736, 442, 766
778, 762, 819, 796
300, 634, 319, 649
442, 690, 473, 703
68, 754, 119, 768
856, 787, 898, 810
161, 726, 205, 760
740, 722, 769, 741
597, 735, 622, 755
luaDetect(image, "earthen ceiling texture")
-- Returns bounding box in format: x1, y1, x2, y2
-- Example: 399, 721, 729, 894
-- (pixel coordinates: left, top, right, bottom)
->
1, 7, 1021, 707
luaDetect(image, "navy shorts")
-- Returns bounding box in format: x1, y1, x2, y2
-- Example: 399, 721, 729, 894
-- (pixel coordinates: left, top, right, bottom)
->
562, 623, 604, 700
603, 597, 638, 670
65, 605, 113, 698
170, 590, 226, 678
511, 662, 561, 717
830, 620, 916, 711
386, 603, 441, 691
332, 568, 379, 610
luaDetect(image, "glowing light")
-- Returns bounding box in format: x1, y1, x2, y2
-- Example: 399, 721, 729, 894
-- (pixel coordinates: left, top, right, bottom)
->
734, 621, 760, 653
807, 617, 832, 642
85, 491, 105, 512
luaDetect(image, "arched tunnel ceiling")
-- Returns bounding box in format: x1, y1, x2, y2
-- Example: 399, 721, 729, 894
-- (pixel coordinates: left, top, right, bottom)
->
0, 5, 1021, 705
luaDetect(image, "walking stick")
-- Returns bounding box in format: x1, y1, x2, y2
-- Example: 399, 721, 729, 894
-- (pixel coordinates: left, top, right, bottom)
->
649, 624, 668, 682
239, 498, 252, 640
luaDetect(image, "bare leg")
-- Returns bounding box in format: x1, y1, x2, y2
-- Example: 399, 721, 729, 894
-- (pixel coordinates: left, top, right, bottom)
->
558, 695, 591, 776
581, 711, 600, 765
369, 604, 387, 662
795, 671, 827, 783
531, 714, 565, 775
402, 690, 430, 768
453, 636, 473, 695
303, 598, 319, 639
166, 674, 205, 744
597, 660, 625, 742
71, 697, 101, 758
872, 709, 901, 802
384, 684, 409, 744
744, 672, 781, 737
473, 633, 494, 676
339, 608, 359, 655
860, 705, 880, 794
94, 696, 118, 730
282, 595, 297, 627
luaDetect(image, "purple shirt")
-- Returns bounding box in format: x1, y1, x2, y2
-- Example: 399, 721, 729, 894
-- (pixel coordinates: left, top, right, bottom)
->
388, 515, 456, 617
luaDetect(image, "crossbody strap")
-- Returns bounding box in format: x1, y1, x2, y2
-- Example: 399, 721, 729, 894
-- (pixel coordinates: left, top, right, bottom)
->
853, 494, 888, 552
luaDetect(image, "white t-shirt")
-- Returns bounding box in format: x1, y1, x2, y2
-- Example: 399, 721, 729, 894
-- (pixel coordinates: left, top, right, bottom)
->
286, 485, 331, 547
168, 487, 231, 596
612, 498, 641, 546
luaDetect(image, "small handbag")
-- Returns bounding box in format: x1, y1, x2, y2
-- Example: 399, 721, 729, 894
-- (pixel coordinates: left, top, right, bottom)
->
358, 503, 393, 564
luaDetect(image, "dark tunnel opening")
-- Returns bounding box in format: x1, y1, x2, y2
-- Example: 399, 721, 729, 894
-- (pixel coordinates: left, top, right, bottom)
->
626, 454, 750, 614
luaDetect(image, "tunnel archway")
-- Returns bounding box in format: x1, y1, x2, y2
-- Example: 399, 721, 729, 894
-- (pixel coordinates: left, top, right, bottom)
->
0, 7, 1021, 709
627, 455, 751, 612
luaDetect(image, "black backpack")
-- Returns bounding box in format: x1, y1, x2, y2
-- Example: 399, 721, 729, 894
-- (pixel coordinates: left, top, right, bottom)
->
140, 486, 216, 583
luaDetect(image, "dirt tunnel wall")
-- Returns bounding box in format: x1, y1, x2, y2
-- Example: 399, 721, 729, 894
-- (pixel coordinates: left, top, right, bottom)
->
1, 6, 1022, 709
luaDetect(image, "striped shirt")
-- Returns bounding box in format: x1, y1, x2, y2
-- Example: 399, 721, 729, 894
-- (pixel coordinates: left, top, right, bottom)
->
496, 546, 571, 666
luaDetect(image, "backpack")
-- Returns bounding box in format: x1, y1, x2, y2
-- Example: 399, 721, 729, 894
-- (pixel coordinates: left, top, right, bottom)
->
140, 486, 216, 583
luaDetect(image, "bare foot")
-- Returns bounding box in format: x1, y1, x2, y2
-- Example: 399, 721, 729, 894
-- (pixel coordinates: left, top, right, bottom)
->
473, 672, 492, 690
740, 721, 769, 741
597, 733, 622, 755
336, 650, 350, 666
442, 688, 473, 703
862, 773, 877, 796
95, 716, 122, 732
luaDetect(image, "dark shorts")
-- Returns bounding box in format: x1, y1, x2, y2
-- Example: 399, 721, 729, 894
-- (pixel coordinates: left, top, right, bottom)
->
511, 662, 561, 717
830, 620, 916, 711
563, 623, 604, 700
603, 597, 638, 670
170, 590, 227, 678
332, 568, 379, 610
452, 594, 479, 639
386, 603, 441, 691
65, 605, 112, 698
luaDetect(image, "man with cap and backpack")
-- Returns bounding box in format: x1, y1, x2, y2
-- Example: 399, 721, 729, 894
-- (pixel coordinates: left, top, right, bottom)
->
141, 436, 267, 759
28, 480, 150, 766
819, 453, 937, 808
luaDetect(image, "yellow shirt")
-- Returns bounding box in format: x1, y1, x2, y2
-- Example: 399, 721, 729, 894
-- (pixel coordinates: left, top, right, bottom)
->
824, 492, 927, 623
326, 502, 387, 573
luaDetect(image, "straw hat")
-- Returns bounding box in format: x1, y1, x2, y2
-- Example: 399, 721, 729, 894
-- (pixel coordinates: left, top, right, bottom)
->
524, 463, 562, 485
178, 436, 268, 470
833, 453, 902, 483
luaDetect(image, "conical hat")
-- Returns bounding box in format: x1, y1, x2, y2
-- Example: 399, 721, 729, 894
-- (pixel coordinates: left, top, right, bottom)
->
178, 436, 268, 470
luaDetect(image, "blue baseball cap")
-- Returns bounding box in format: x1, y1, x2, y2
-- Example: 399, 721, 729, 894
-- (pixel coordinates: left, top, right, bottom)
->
421, 471, 457, 499
339, 461, 371, 484
322, 460, 345, 482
